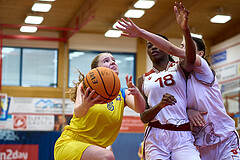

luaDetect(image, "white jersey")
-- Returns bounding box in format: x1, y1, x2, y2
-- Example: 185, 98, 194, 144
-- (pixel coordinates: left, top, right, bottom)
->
187, 57, 236, 147
142, 62, 189, 125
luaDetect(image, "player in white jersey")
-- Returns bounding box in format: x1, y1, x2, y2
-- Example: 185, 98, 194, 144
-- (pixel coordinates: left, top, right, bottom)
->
143, 61, 189, 125
118, 2, 201, 160
184, 37, 240, 160
117, 2, 240, 159
140, 61, 200, 160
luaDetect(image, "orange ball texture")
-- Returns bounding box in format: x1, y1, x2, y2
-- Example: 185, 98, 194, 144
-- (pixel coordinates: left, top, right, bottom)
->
82, 67, 121, 103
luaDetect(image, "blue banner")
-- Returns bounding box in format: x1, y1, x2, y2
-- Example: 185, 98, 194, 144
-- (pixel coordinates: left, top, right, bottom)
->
211, 50, 227, 64
0, 130, 61, 160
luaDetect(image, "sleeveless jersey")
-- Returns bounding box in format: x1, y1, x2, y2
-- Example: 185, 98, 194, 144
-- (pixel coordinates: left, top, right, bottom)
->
187, 57, 235, 147
142, 62, 189, 125
62, 88, 125, 148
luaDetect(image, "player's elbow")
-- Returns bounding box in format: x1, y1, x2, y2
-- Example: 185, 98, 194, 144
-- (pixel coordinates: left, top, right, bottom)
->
138, 106, 145, 113
140, 114, 150, 124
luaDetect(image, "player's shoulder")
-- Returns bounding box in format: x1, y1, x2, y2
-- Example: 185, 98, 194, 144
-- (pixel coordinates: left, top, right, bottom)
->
144, 69, 156, 77
167, 61, 178, 69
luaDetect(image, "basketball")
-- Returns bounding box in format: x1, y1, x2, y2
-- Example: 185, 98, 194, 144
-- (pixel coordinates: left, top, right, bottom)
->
82, 67, 121, 103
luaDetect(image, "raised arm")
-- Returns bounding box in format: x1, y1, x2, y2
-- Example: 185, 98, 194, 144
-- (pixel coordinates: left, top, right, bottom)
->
117, 18, 185, 59
175, 2, 196, 72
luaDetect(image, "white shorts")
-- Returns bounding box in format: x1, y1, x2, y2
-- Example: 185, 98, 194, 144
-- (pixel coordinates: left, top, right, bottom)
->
199, 131, 240, 160
145, 127, 200, 160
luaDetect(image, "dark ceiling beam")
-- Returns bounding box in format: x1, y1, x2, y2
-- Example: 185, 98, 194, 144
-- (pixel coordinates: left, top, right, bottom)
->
63, 0, 105, 39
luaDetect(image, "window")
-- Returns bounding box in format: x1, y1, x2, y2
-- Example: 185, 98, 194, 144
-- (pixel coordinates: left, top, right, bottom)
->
2, 47, 21, 86
68, 51, 135, 88
22, 48, 58, 87
2, 47, 58, 87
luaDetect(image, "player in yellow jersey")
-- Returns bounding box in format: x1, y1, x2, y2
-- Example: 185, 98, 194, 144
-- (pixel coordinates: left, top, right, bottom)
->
54, 52, 145, 160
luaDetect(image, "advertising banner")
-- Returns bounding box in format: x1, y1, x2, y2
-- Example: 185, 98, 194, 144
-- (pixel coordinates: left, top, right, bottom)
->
0, 144, 38, 160
120, 116, 145, 133
9, 97, 74, 115
0, 130, 60, 160
12, 115, 54, 131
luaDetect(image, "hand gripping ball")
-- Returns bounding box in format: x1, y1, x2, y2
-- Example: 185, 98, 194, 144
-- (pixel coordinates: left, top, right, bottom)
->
82, 67, 121, 103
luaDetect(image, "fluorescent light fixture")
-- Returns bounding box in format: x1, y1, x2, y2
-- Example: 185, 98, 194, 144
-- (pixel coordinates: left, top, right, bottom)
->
32, 3, 52, 12
25, 16, 44, 24
210, 15, 231, 23
191, 33, 202, 39
113, 22, 120, 29
124, 9, 145, 18
105, 30, 123, 38
20, 26, 38, 33
113, 21, 131, 29
134, 0, 155, 9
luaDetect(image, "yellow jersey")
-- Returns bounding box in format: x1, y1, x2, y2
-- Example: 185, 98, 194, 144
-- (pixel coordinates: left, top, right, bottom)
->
62, 88, 125, 148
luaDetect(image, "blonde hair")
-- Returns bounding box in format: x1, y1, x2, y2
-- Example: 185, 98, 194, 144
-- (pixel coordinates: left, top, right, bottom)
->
68, 68, 84, 102
69, 52, 112, 102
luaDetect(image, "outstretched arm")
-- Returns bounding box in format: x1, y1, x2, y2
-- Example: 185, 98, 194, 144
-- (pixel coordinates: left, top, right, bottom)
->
117, 17, 185, 59
117, 2, 201, 67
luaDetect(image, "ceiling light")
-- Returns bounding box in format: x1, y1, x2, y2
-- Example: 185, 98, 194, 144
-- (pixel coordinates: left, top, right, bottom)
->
191, 33, 202, 39
210, 15, 231, 23
105, 30, 123, 38
25, 16, 44, 24
113, 22, 120, 29
124, 9, 145, 18
32, 3, 52, 12
20, 26, 38, 33
112, 21, 131, 29
134, 0, 155, 9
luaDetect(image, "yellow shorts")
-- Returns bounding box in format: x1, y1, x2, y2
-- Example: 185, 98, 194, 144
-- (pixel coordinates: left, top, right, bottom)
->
54, 134, 91, 160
